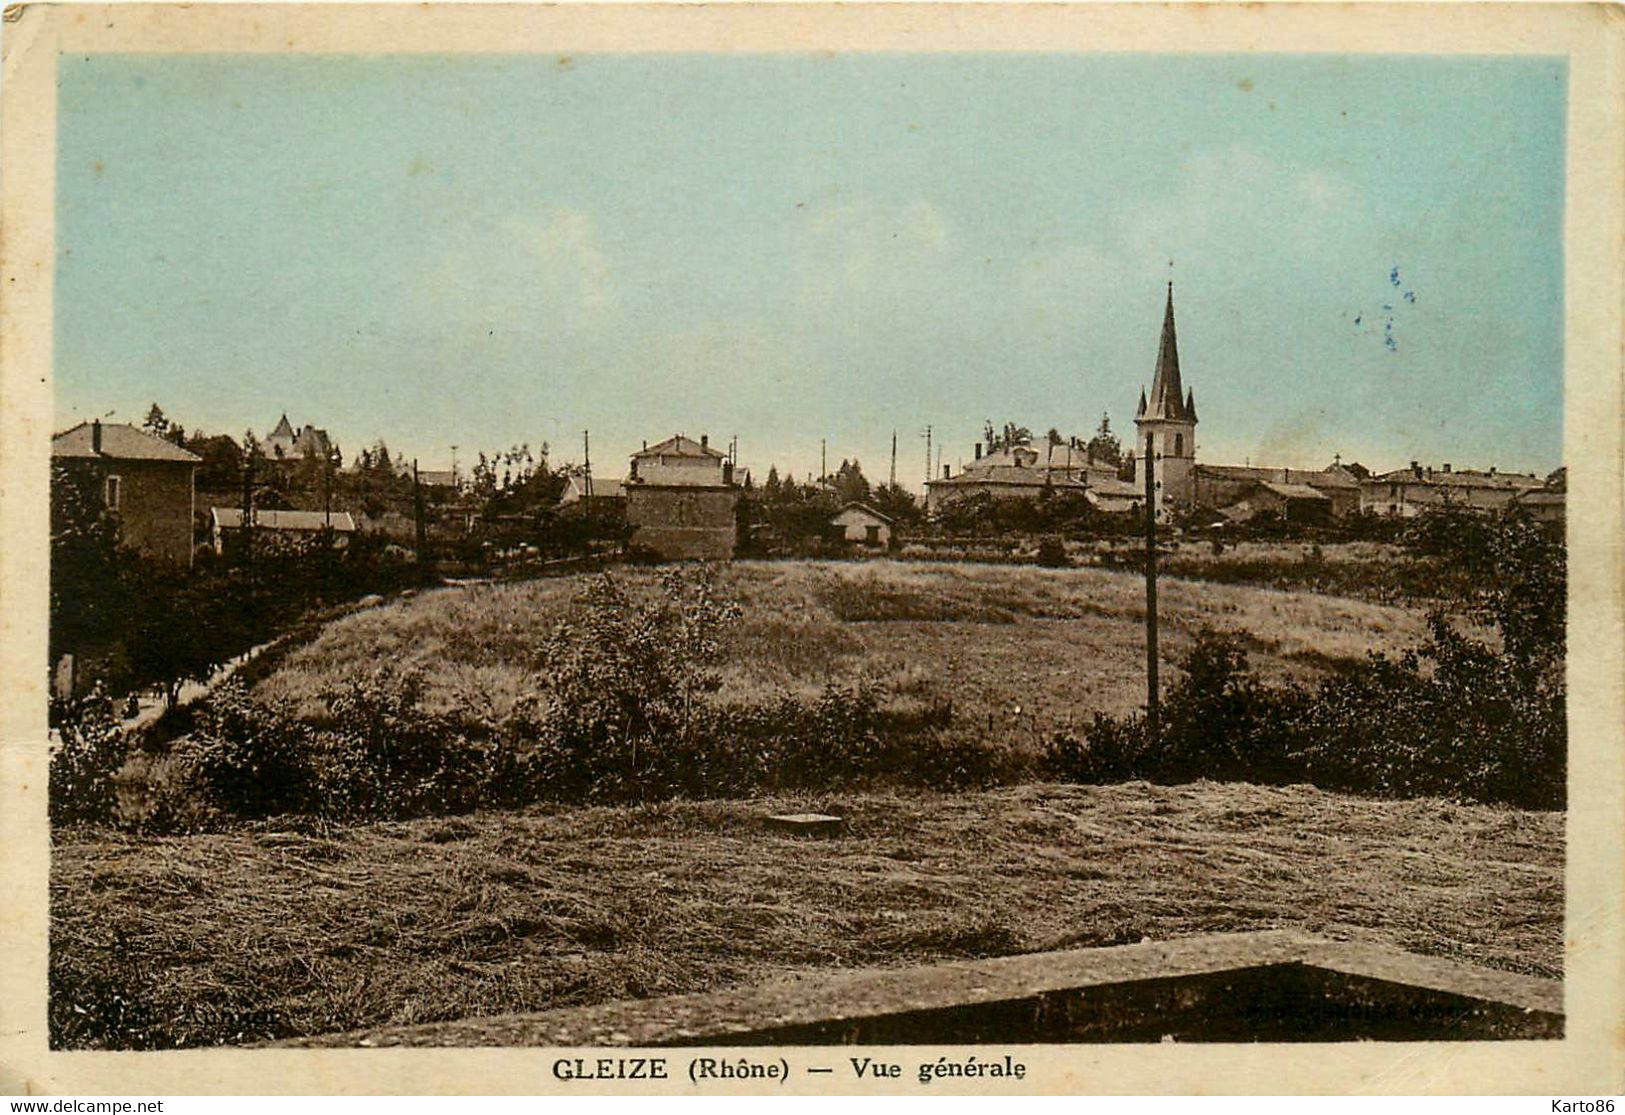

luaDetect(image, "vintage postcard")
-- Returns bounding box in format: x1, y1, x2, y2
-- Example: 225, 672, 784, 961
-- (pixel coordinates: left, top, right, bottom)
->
1, 1, 1621, 1097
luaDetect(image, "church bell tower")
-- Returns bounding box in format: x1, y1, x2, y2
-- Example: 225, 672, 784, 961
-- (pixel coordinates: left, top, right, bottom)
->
1134, 283, 1198, 521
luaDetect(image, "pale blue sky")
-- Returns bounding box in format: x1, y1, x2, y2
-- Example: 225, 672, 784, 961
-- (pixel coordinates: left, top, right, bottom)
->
55, 53, 1565, 486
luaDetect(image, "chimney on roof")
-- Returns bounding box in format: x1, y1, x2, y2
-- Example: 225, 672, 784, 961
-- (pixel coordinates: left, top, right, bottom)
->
91, 419, 102, 454
975, 443, 982, 460
1411, 461, 1422, 480
1442, 463, 1451, 474
700, 434, 708, 449
642, 440, 647, 451
942, 464, 951, 480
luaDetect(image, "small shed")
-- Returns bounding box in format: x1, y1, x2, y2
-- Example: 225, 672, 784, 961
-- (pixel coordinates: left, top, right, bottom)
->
210, 507, 357, 554
831, 503, 894, 548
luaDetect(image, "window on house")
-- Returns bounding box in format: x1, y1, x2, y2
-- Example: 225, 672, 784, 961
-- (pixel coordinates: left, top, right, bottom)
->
865, 524, 881, 546
1174, 434, 1184, 457
105, 475, 121, 510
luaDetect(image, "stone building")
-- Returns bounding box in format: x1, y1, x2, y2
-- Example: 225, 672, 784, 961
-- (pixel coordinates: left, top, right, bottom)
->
924, 441, 1105, 513
263, 414, 333, 462
51, 420, 200, 566
1195, 464, 1362, 518
625, 434, 739, 560
1358, 463, 1544, 518
831, 503, 894, 548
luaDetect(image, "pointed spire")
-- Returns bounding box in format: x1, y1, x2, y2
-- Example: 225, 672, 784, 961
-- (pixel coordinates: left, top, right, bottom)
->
270, 413, 295, 438
1138, 283, 1192, 424
1184, 387, 1197, 422
1135, 387, 1148, 419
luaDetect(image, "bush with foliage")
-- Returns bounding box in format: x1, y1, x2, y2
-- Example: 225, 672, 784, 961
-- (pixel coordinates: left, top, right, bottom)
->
1048, 508, 1565, 808
49, 690, 126, 827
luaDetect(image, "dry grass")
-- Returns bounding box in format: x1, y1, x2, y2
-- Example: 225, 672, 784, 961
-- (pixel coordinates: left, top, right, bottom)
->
50, 780, 1562, 1049
254, 559, 1443, 737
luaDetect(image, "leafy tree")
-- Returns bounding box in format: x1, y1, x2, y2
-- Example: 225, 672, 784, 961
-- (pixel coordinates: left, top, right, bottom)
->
832, 458, 871, 504
50, 461, 135, 665
982, 420, 1034, 454
1087, 412, 1122, 467
869, 482, 922, 526
183, 432, 244, 490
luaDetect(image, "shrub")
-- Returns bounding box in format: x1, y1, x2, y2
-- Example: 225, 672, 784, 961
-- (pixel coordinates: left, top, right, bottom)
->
1042, 712, 1148, 784
1036, 536, 1070, 568
178, 680, 317, 818
1044, 616, 1564, 809
49, 689, 126, 827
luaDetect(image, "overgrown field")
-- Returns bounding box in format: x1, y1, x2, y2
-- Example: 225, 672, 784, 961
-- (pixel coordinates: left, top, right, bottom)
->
256, 560, 1440, 739
51, 780, 1563, 1050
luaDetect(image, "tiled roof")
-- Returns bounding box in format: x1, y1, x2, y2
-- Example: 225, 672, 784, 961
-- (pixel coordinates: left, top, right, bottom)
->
1254, 481, 1330, 501
930, 467, 1089, 491
562, 475, 625, 500
1197, 464, 1358, 490
1369, 468, 1543, 492
833, 502, 894, 525
211, 508, 357, 532
633, 434, 725, 460
52, 422, 201, 463
1513, 491, 1565, 507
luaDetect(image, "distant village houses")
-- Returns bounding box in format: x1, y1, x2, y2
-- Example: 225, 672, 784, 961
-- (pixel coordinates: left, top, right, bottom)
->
625, 434, 739, 560
1358, 463, 1547, 519
920, 283, 1563, 530
52, 420, 199, 566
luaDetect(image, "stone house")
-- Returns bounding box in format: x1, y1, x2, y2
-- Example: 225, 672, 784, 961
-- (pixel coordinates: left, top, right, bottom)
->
52, 420, 200, 566
924, 442, 1102, 513
262, 414, 333, 463
625, 434, 739, 560
559, 474, 627, 507
832, 503, 894, 548
1358, 463, 1544, 517
1195, 464, 1361, 518
1217, 480, 1333, 526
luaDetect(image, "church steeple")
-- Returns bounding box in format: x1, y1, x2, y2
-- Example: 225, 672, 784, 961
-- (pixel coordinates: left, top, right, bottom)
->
1145, 282, 1189, 422
1134, 281, 1198, 518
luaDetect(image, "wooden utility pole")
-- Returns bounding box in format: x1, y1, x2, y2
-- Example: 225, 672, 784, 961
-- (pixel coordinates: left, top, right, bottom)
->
889, 430, 897, 490
240, 452, 255, 566
922, 425, 932, 487
1144, 432, 1160, 744
582, 429, 592, 499
820, 438, 827, 483
413, 458, 427, 562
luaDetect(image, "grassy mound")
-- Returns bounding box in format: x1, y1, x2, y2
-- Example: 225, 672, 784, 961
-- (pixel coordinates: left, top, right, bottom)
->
254, 560, 1439, 739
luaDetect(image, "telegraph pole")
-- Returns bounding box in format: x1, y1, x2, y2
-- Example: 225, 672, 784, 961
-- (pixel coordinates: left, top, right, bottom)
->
820, 438, 827, 484
1144, 432, 1160, 745
582, 429, 592, 499
921, 425, 932, 487
240, 452, 255, 566
413, 458, 427, 563
890, 430, 898, 490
